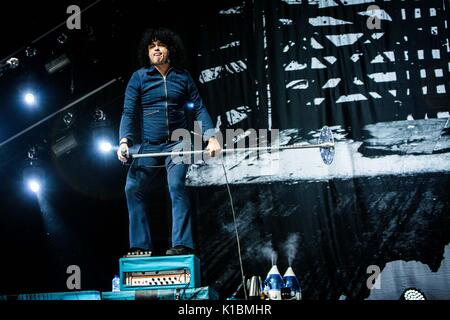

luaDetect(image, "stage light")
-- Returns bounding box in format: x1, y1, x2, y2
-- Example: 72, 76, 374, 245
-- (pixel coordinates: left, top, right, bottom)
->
93, 108, 107, 122
0, 57, 19, 70
24, 92, 36, 106
8, 57, 19, 68
91, 108, 114, 156
24, 170, 44, 195
51, 133, 78, 157
98, 140, 113, 153
401, 288, 427, 300
24, 147, 45, 195
45, 54, 70, 74
0, 58, 19, 77
28, 146, 37, 160
63, 112, 74, 127
186, 102, 194, 109
57, 32, 68, 44
25, 47, 37, 57
27, 179, 41, 193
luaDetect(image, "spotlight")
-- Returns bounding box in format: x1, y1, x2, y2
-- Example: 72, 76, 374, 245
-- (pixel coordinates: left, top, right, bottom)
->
51, 133, 78, 157
186, 102, 194, 109
401, 288, 427, 300
28, 146, 38, 160
63, 112, 74, 127
57, 32, 68, 44
25, 47, 37, 57
6, 57, 20, 69
0, 58, 19, 77
98, 140, 113, 153
27, 179, 41, 193
91, 108, 113, 155
23, 92, 37, 106
45, 54, 70, 74
93, 108, 107, 122
24, 148, 45, 195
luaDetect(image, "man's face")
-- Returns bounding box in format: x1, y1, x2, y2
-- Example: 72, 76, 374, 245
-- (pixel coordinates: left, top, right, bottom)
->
148, 40, 169, 66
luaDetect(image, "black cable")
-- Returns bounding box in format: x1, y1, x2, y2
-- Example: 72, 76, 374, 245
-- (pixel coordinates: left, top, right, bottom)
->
179, 268, 190, 299
220, 158, 248, 300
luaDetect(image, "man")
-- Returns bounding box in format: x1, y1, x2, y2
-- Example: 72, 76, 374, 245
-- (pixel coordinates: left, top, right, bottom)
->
117, 28, 221, 256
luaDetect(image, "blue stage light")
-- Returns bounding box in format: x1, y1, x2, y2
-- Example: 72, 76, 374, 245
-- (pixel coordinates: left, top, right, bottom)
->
27, 178, 41, 193
98, 140, 113, 153
24, 92, 36, 106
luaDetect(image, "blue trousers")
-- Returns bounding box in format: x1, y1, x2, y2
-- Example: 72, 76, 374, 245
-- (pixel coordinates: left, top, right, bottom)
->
124, 141, 193, 251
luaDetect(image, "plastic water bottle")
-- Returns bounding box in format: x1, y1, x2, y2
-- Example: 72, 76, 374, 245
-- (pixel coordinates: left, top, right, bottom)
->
112, 275, 120, 292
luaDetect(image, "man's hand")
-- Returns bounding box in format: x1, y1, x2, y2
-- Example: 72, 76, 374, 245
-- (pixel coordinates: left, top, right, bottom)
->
206, 137, 221, 157
117, 142, 129, 163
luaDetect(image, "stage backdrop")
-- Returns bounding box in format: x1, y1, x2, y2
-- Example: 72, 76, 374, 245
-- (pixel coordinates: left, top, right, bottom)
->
186, 0, 450, 299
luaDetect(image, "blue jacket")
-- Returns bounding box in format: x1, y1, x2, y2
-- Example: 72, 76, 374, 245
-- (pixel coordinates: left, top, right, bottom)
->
119, 66, 215, 145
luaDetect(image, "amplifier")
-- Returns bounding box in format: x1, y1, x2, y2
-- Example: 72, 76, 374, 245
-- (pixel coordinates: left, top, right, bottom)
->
124, 269, 191, 287
119, 255, 200, 291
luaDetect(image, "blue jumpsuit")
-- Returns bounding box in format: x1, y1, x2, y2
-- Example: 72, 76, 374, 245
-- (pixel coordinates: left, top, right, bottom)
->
119, 66, 214, 250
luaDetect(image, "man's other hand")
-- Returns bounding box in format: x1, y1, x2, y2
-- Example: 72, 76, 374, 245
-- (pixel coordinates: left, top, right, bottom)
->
206, 137, 221, 157
117, 142, 129, 163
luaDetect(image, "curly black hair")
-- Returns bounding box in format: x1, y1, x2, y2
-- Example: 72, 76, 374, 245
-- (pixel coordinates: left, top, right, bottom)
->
138, 28, 186, 69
